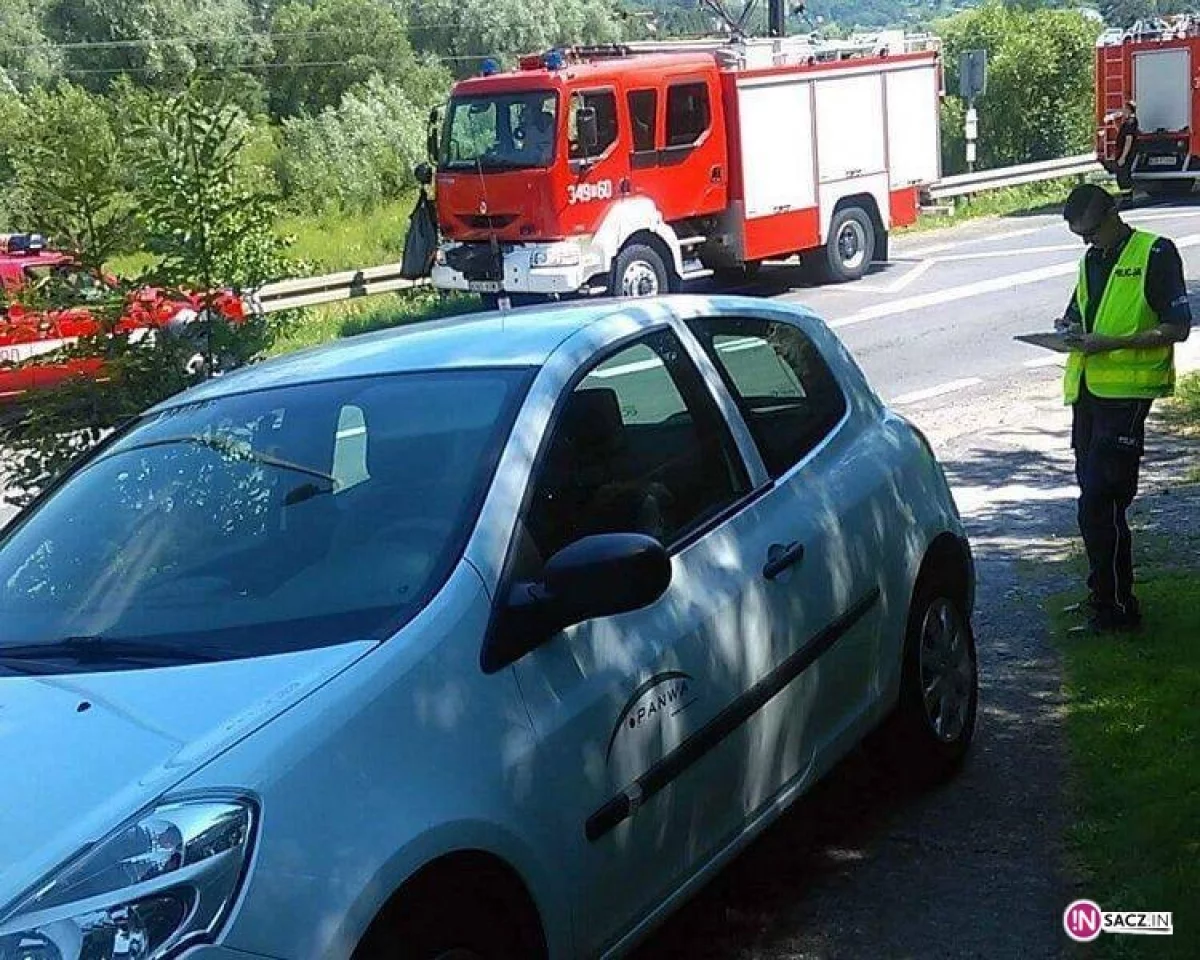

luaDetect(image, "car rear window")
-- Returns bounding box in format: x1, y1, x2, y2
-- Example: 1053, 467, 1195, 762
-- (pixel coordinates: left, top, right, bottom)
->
687, 316, 847, 477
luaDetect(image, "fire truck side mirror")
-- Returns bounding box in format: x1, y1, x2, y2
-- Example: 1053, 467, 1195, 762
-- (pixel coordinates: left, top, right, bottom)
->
577, 106, 599, 157
426, 107, 441, 163
414, 163, 434, 187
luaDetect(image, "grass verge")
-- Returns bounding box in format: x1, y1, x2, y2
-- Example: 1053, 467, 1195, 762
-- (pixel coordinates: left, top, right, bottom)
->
269, 286, 482, 356
278, 197, 415, 275
1050, 573, 1199, 957
906, 173, 1114, 234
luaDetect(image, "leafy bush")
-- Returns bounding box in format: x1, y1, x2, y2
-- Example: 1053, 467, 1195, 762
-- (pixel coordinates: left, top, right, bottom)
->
277, 77, 431, 215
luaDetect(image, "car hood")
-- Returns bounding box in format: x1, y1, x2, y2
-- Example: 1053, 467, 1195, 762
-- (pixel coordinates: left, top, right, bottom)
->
0, 642, 372, 911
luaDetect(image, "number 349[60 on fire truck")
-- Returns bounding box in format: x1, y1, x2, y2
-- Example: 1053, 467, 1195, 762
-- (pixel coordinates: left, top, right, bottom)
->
427, 24, 943, 302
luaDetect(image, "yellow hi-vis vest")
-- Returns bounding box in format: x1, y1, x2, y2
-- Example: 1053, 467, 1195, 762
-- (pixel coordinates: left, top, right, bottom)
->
1064, 229, 1176, 404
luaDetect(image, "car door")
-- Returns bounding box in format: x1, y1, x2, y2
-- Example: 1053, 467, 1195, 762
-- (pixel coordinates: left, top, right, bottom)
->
504, 326, 809, 956
683, 313, 887, 806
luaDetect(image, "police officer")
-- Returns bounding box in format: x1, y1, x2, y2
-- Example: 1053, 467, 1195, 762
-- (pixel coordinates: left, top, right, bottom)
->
1058, 184, 1191, 632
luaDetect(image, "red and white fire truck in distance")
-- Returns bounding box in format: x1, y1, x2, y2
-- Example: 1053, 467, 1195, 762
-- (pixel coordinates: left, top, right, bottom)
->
1095, 14, 1200, 195
0, 232, 246, 407
428, 27, 943, 301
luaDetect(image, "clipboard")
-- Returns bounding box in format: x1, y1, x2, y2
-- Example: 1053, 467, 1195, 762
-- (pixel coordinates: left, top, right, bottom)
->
1014, 331, 1078, 354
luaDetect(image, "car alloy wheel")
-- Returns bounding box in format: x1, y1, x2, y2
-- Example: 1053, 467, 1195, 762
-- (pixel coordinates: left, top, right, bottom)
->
917, 597, 974, 743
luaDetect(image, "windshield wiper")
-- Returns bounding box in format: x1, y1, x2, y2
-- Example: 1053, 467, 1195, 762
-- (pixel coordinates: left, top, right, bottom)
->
0, 635, 220, 668
112, 433, 340, 489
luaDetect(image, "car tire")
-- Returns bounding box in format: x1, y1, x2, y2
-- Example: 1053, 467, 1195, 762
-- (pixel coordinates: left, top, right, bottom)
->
819, 205, 876, 283
612, 242, 672, 298
870, 577, 978, 785
355, 864, 544, 960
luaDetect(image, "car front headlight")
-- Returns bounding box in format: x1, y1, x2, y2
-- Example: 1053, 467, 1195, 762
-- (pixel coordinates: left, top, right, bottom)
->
530, 243, 581, 268
0, 797, 256, 960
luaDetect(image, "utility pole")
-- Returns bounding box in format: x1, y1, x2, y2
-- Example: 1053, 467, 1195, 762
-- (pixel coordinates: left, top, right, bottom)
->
768, 0, 786, 37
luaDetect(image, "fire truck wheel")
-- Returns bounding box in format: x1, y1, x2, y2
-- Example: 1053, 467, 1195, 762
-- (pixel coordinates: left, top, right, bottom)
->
613, 243, 671, 298
822, 206, 876, 283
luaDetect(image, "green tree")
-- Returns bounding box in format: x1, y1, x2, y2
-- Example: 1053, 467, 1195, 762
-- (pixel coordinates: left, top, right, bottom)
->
0, 0, 62, 91
938, 2, 1101, 174
5, 83, 136, 267
277, 76, 428, 214
1, 88, 293, 506
268, 0, 446, 116
43, 0, 266, 92
406, 0, 627, 74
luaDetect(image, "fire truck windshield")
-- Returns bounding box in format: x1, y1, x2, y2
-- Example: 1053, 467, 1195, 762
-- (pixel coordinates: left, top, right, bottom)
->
442, 90, 559, 171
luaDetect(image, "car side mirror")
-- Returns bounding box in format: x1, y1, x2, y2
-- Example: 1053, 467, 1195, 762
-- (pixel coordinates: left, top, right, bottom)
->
576, 106, 599, 157
414, 162, 433, 186
484, 533, 671, 671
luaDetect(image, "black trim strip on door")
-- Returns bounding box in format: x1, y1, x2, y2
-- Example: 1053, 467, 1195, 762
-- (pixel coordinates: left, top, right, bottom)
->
584, 587, 881, 843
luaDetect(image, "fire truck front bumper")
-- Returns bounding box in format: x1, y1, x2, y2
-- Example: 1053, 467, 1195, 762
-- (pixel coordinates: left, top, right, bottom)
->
431, 241, 600, 296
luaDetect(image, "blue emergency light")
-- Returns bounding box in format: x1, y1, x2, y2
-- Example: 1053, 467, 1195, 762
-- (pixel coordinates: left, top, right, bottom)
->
543, 49, 566, 70
481, 57, 500, 76
0, 232, 47, 255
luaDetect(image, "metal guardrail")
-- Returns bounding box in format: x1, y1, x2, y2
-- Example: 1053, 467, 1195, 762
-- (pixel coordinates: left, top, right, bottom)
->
253, 264, 428, 314
925, 153, 1103, 201
250, 154, 1104, 312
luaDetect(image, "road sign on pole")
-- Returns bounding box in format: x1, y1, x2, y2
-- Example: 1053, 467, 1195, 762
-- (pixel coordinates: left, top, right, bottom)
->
960, 49, 987, 100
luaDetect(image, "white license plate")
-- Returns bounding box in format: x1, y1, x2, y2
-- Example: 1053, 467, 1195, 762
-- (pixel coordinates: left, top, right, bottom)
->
1148, 156, 1178, 167
468, 280, 501, 293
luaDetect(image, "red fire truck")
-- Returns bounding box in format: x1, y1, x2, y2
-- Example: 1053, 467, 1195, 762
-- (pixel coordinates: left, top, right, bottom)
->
1095, 14, 1200, 195
0, 232, 246, 406
428, 24, 942, 301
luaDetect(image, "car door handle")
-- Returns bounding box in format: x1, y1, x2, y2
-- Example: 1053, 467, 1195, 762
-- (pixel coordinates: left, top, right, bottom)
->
763, 541, 805, 580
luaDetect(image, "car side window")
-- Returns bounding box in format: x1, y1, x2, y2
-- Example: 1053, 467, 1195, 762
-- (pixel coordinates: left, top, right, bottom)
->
687, 316, 847, 477
516, 329, 749, 575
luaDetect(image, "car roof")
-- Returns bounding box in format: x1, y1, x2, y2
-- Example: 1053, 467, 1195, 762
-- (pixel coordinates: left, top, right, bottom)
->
147, 294, 820, 413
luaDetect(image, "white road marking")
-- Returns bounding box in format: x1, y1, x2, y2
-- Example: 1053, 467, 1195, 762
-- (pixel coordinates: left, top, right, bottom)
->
1126, 209, 1200, 223
898, 225, 1046, 259
843, 258, 937, 294
826, 232, 1200, 329
890, 377, 983, 406
937, 243, 1080, 262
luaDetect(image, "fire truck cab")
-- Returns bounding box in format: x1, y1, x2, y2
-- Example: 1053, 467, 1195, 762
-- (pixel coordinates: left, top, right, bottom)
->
429, 31, 942, 301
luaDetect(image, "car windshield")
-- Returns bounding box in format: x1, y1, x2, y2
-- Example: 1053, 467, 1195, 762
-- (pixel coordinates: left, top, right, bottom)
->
0, 369, 530, 668
442, 91, 558, 171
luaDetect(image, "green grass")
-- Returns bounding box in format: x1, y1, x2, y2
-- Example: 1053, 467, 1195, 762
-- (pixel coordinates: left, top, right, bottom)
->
1050, 574, 1200, 958
278, 196, 416, 275
905, 173, 1114, 234
269, 287, 483, 356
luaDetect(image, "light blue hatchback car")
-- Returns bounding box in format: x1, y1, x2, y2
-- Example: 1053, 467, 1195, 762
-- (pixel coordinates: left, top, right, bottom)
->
0, 295, 977, 960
